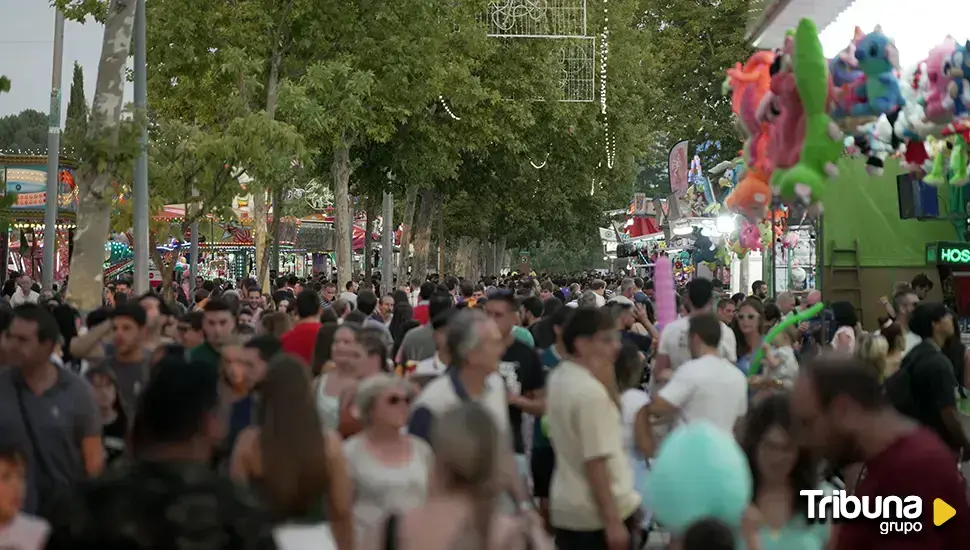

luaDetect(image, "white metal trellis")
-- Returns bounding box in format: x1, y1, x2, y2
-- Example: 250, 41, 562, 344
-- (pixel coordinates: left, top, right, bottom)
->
480, 0, 596, 103
482, 0, 587, 38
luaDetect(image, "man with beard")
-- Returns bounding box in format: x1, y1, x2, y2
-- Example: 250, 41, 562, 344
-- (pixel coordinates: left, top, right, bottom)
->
751, 280, 768, 301
792, 357, 970, 549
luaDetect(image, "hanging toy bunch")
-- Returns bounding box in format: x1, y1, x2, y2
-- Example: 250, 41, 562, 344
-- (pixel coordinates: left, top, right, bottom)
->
687, 155, 717, 215
769, 19, 844, 215
724, 50, 776, 221
722, 19, 843, 223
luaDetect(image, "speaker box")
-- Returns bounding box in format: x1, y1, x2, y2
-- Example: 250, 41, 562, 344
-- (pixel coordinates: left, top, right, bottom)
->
897, 172, 939, 219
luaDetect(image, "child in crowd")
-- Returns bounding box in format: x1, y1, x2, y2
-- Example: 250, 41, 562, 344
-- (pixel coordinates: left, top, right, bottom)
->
0, 445, 49, 549
753, 327, 799, 393
84, 366, 129, 466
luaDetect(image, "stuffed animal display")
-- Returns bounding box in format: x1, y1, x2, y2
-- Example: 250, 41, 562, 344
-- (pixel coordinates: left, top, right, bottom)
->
720, 20, 970, 216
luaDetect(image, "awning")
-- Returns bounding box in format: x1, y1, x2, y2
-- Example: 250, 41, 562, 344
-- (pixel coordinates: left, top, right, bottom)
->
748, 0, 855, 50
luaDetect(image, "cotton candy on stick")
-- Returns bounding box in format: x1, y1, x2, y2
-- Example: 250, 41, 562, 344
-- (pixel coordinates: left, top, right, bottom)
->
654, 255, 677, 330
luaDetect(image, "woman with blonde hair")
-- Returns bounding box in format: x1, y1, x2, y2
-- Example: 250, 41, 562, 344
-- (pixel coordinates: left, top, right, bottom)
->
230, 355, 354, 550
343, 374, 433, 538
366, 402, 549, 550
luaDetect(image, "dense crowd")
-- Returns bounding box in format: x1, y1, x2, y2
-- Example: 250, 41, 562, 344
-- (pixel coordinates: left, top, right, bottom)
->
1, 269, 969, 550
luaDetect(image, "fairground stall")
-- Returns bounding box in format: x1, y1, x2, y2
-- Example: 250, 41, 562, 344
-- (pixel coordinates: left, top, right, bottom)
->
1, 154, 78, 285
720, 2, 970, 326
297, 212, 382, 277
152, 204, 303, 281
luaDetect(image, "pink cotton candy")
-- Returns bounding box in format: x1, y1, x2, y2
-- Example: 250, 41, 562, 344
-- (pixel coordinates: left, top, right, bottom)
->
654, 256, 677, 330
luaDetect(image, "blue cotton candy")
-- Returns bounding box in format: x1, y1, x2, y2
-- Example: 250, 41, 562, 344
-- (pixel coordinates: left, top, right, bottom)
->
647, 421, 752, 534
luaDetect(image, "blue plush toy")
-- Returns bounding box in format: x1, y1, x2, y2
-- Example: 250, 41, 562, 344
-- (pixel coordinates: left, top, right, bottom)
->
850, 26, 905, 117
949, 41, 970, 117
647, 422, 752, 534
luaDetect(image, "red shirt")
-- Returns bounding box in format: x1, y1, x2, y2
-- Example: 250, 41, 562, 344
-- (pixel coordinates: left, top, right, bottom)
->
280, 322, 322, 365
835, 428, 970, 550
413, 303, 430, 325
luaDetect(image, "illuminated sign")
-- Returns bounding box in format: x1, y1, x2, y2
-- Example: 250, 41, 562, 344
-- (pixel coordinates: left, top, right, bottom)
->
935, 242, 970, 265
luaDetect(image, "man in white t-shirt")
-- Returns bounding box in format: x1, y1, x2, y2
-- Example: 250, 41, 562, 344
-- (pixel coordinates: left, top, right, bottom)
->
10, 276, 39, 307
892, 288, 922, 357
655, 278, 737, 378
635, 314, 748, 455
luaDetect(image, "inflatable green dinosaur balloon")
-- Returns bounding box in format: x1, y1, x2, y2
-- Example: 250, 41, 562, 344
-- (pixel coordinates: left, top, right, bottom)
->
772, 19, 843, 211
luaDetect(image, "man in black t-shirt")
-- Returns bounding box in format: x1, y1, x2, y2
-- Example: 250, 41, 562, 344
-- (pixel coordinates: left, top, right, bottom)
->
886, 302, 970, 454
484, 292, 545, 465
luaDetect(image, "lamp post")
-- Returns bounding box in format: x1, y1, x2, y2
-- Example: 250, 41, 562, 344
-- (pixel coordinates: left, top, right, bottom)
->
42, 9, 65, 291
132, 0, 150, 294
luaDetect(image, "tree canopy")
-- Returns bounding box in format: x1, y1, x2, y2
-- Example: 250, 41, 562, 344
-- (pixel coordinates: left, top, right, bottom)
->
0, 110, 47, 152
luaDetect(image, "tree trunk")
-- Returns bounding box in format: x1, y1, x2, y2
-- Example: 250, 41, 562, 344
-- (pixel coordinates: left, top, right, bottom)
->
469, 238, 482, 283
253, 189, 270, 291
436, 198, 445, 276
397, 186, 418, 279
410, 189, 435, 282
270, 186, 284, 275
496, 236, 508, 274
484, 241, 496, 278
333, 145, 352, 288
148, 233, 174, 303
66, 0, 137, 312
456, 237, 480, 280
255, 44, 283, 291
363, 193, 378, 279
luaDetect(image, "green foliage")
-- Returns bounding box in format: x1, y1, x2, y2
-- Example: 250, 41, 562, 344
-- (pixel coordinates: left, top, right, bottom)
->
111, 115, 307, 238
530, 237, 608, 273
0, 110, 47, 152
639, 0, 753, 166
64, 62, 89, 153
53, 0, 109, 23
0, 76, 9, 94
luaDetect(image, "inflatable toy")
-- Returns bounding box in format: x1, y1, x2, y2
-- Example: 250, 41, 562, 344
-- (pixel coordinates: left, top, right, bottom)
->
771, 19, 842, 209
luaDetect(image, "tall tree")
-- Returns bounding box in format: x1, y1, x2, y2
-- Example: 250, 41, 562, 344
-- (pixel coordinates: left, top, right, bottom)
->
0, 76, 9, 94
64, 61, 89, 153
61, 0, 140, 312
0, 110, 48, 152
639, 0, 753, 165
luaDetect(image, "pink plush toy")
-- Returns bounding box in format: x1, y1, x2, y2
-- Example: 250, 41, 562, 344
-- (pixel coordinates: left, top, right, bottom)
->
924, 37, 959, 122
740, 219, 763, 251
781, 231, 800, 249
653, 256, 677, 330
758, 35, 806, 171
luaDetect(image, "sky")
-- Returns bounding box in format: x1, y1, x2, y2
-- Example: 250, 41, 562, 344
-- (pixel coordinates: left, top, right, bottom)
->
0, 0, 133, 123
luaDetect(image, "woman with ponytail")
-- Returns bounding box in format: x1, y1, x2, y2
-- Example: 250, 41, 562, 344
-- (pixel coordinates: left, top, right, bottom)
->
367, 402, 550, 550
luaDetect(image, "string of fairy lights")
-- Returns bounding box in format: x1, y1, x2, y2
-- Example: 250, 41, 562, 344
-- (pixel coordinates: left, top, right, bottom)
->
438, 95, 461, 120
601, 0, 615, 170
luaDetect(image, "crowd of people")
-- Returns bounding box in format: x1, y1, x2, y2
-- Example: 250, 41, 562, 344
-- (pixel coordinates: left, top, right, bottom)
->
1, 269, 969, 549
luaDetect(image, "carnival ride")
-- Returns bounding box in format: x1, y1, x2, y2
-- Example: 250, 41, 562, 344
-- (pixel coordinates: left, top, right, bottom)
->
1, 155, 78, 281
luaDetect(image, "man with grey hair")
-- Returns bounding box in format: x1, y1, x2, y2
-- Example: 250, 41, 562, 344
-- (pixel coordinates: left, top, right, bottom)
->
776, 292, 796, 318
619, 278, 636, 300
407, 309, 537, 520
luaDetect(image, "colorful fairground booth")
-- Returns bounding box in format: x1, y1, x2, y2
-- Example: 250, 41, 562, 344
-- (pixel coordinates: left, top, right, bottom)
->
1, 154, 78, 285
734, 0, 970, 328
152, 203, 304, 280
297, 212, 383, 276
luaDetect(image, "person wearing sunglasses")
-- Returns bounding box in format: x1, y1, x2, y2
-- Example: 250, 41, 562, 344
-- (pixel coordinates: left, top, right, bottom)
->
343, 374, 431, 539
